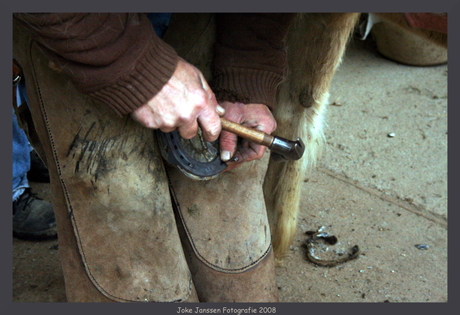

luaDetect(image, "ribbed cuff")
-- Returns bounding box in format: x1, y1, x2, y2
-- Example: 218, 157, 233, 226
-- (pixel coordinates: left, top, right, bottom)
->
88, 35, 179, 116
211, 67, 282, 110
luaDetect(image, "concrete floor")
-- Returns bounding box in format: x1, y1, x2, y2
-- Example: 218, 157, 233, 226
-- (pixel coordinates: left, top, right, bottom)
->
275, 36, 447, 303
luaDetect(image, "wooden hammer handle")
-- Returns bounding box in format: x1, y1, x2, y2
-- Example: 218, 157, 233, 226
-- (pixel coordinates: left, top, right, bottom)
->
220, 117, 274, 147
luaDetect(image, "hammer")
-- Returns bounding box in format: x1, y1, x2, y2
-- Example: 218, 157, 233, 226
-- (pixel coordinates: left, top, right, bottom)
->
220, 117, 305, 161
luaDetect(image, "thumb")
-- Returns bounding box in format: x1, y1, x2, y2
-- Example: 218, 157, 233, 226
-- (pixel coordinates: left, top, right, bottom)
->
219, 130, 238, 162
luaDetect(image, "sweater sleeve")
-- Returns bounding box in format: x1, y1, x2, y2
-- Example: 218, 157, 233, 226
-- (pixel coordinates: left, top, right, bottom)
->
14, 13, 179, 116
211, 13, 295, 110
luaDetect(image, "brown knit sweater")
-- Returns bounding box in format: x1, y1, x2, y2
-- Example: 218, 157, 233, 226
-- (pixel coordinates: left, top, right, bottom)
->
13, 13, 295, 116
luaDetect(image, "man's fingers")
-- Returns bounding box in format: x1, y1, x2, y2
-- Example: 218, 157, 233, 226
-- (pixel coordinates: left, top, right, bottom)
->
219, 130, 238, 162
177, 120, 199, 140
131, 105, 159, 129
223, 140, 267, 172
239, 142, 266, 162
222, 143, 265, 173
197, 104, 222, 142
131, 59, 225, 141
216, 105, 226, 116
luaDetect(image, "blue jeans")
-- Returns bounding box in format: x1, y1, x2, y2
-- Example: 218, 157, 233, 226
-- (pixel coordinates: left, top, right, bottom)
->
12, 82, 31, 201
147, 13, 172, 38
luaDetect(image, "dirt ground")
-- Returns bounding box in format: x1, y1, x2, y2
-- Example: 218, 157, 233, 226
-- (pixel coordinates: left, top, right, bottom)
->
12, 33, 448, 304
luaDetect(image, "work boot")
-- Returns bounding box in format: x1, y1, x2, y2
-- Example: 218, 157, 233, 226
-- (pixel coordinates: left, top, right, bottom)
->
13, 188, 57, 240
28, 150, 50, 183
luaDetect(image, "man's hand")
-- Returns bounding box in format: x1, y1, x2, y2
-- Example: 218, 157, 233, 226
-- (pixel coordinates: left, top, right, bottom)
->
219, 101, 277, 171
131, 58, 224, 142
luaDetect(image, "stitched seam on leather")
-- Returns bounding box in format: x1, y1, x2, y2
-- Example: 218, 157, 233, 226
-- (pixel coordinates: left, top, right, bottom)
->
29, 43, 191, 303
168, 178, 271, 273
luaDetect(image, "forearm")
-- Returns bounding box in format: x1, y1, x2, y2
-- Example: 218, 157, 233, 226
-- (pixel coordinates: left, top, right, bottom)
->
211, 13, 295, 110
14, 13, 179, 116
